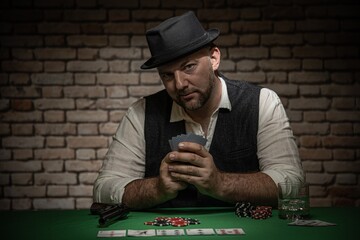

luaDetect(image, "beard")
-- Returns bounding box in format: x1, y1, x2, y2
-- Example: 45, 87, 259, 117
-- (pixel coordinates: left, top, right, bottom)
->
174, 67, 216, 111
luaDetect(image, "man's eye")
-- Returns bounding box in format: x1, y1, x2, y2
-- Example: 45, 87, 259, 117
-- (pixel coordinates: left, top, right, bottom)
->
160, 73, 173, 81
184, 64, 195, 71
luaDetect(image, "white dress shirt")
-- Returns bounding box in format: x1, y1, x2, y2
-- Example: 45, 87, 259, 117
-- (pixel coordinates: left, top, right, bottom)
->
93, 78, 304, 203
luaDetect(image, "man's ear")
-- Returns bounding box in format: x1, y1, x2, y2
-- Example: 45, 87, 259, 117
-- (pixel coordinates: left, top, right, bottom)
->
210, 47, 221, 71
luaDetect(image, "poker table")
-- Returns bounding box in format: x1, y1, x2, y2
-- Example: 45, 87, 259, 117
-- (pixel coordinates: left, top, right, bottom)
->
1, 207, 359, 239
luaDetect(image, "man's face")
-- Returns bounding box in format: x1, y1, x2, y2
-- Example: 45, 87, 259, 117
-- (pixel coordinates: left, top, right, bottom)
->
157, 47, 220, 112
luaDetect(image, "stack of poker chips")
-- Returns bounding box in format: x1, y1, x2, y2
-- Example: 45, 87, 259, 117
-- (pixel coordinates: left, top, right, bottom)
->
235, 202, 272, 220
144, 216, 200, 227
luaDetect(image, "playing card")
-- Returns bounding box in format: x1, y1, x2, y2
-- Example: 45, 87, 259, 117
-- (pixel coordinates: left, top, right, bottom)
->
215, 228, 245, 235
288, 219, 336, 227
156, 229, 185, 236
97, 230, 126, 237
169, 133, 207, 151
127, 229, 156, 237
186, 228, 216, 235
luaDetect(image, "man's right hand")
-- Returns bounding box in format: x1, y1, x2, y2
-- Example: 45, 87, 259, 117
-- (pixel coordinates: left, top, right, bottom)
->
158, 154, 188, 200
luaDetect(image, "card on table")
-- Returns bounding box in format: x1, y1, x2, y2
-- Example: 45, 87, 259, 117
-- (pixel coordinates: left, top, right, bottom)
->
156, 229, 185, 236
97, 230, 126, 237
215, 228, 246, 235
127, 229, 156, 237
288, 219, 337, 227
186, 228, 216, 235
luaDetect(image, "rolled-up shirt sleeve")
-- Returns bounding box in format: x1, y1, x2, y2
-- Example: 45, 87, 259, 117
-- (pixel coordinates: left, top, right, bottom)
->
93, 99, 146, 204
258, 88, 304, 187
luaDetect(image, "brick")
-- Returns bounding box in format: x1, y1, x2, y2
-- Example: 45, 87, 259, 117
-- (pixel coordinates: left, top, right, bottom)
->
266, 72, 287, 83
326, 32, 360, 45
35, 173, 77, 185
12, 124, 34, 135
241, 8, 261, 19
11, 99, 33, 111
296, 20, 339, 32
238, 34, 260, 46
44, 111, 65, 122
332, 98, 355, 110
310, 198, 332, 207
299, 148, 332, 160
302, 161, 322, 172
302, 59, 323, 70
12, 48, 33, 60
33, 198, 75, 210
163, 0, 202, 8
96, 98, 138, 110
274, 21, 295, 33
323, 136, 360, 148
109, 36, 130, 47
67, 110, 108, 122
79, 173, 98, 184
262, 34, 302, 46
69, 185, 93, 196
326, 111, 360, 122
225, 72, 266, 84
104, 23, 145, 34
11, 173, 33, 185
99, 122, 118, 135
0, 174, 10, 185
45, 36, 65, 46
75, 73, 96, 85
100, 48, 141, 59
2, 136, 44, 148
289, 72, 329, 84
97, 149, 108, 159
304, 111, 325, 122
9, 73, 30, 85
263, 6, 304, 19
76, 99, 96, 109
97, 73, 139, 85
299, 136, 322, 148
67, 36, 107, 47
109, 60, 130, 72
106, 86, 128, 98
132, 9, 174, 21
0, 123, 10, 135
263, 84, 298, 97
43, 160, 64, 172
98, 0, 139, 8
78, 123, 98, 135
336, 174, 357, 185
331, 72, 354, 84
76, 198, 93, 209
47, 186, 68, 197
321, 85, 360, 97
67, 137, 108, 148
13, 149, 33, 160
0, 36, 43, 47
1, 111, 42, 123
336, 46, 359, 58
34, 48, 76, 60
328, 186, 360, 198
65, 160, 103, 172
294, 46, 336, 58
4, 186, 45, 197
35, 123, 76, 135
38, 23, 80, 34
299, 85, 320, 96
306, 173, 334, 185
289, 98, 331, 110
64, 9, 106, 21
291, 123, 330, 135
215, 34, 238, 46
67, 60, 108, 72
12, 198, 32, 210
34, 99, 75, 110
270, 47, 291, 58
78, 48, 98, 60
31, 73, 73, 85
324, 59, 360, 70
2, 61, 42, 72
34, 148, 74, 160
129, 85, 164, 97
331, 123, 353, 136
229, 47, 268, 59
76, 149, 96, 160
1, 86, 40, 98
309, 186, 327, 197
64, 86, 105, 98
46, 137, 65, 147
259, 59, 301, 71
236, 60, 257, 71
42, 87, 63, 98
108, 10, 130, 21
44, 61, 65, 72
231, 21, 272, 33
0, 199, 11, 210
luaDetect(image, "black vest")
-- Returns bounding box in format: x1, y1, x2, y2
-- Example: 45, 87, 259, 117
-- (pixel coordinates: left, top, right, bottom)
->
144, 77, 261, 207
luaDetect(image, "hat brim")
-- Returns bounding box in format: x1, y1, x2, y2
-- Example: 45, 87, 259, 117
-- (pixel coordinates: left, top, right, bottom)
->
140, 29, 219, 69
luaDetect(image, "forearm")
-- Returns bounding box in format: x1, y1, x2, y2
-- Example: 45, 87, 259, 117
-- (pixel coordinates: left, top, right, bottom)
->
215, 171, 278, 207
122, 177, 171, 209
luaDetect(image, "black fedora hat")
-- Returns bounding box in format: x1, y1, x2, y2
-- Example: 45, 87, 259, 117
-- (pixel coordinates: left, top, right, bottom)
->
141, 11, 220, 69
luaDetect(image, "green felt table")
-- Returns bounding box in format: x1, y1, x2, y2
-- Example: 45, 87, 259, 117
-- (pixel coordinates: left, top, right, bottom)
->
1, 207, 359, 239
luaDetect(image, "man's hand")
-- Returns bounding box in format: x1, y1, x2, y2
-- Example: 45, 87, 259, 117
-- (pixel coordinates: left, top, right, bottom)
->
165, 142, 223, 198
158, 155, 189, 199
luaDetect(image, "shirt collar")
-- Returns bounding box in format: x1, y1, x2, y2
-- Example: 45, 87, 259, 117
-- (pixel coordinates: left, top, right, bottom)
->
170, 76, 232, 123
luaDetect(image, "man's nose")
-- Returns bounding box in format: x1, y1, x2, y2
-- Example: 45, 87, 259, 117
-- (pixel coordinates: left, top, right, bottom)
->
174, 71, 187, 89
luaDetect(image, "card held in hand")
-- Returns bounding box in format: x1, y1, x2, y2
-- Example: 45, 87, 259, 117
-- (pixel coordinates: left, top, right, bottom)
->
169, 133, 207, 151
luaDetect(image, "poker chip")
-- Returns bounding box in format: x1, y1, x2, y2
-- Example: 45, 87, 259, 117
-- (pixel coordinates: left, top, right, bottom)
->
235, 202, 272, 220
144, 216, 200, 227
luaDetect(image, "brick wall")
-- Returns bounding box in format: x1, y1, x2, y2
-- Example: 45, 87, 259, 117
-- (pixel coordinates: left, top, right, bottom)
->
0, 0, 359, 210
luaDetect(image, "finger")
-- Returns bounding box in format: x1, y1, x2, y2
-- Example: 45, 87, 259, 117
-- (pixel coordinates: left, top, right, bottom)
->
168, 152, 205, 167
168, 164, 201, 177
170, 171, 199, 185
178, 142, 208, 157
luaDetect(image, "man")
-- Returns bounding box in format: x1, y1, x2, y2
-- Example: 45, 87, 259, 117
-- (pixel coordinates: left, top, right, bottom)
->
93, 11, 304, 209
